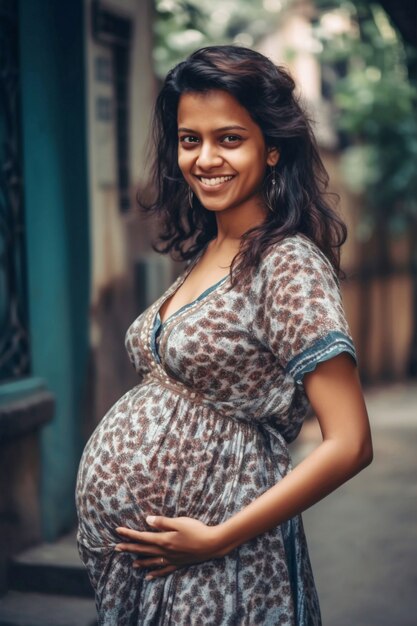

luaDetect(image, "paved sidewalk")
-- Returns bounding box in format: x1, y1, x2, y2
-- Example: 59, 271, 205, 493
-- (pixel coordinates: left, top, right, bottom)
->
1, 384, 415, 626
292, 383, 417, 626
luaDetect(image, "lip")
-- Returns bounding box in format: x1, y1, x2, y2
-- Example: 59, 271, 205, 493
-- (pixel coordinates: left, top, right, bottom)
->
193, 174, 236, 192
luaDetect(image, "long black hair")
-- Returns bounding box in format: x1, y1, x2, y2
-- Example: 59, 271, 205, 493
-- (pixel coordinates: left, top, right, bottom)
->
140, 45, 347, 284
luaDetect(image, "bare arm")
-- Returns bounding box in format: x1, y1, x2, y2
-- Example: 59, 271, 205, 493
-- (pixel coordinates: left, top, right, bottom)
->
115, 352, 373, 577
215, 352, 373, 553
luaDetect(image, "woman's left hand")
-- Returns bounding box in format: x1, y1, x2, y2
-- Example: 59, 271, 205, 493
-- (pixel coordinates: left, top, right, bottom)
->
115, 515, 228, 579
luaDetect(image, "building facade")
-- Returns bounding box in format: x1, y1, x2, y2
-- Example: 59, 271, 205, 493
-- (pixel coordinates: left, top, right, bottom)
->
0, 0, 164, 593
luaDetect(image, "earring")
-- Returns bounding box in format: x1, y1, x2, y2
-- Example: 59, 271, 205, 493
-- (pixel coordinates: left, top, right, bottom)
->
188, 186, 194, 209
264, 167, 282, 213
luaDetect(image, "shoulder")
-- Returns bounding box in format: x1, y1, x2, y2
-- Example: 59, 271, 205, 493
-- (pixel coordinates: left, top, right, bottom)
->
262, 233, 333, 268
260, 233, 339, 287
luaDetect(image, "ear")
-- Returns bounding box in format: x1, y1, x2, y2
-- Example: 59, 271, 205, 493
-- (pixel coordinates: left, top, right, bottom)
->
266, 146, 280, 167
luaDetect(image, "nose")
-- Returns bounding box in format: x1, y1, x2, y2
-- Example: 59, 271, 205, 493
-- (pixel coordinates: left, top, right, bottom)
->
195, 141, 223, 169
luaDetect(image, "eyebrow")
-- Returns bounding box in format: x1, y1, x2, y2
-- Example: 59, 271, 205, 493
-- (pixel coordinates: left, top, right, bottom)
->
177, 125, 248, 133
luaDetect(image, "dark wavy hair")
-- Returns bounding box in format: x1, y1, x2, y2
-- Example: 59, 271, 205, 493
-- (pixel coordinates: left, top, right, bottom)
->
140, 45, 347, 284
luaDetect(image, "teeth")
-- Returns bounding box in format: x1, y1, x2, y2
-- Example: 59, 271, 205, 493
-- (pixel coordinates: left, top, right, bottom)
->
199, 176, 233, 186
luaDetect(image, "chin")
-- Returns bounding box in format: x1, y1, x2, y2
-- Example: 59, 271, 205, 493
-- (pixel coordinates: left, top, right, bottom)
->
198, 198, 238, 213
202, 205, 230, 213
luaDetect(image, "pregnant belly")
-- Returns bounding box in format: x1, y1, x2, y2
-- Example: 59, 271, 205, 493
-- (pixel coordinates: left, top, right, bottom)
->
76, 380, 288, 548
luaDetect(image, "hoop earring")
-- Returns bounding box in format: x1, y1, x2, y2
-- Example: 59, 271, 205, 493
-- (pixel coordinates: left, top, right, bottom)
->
188, 186, 194, 209
264, 167, 282, 213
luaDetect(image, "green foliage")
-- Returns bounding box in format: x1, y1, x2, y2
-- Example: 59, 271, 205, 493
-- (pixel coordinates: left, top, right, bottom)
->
313, 1, 417, 239
153, 0, 287, 78
153, 1, 417, 239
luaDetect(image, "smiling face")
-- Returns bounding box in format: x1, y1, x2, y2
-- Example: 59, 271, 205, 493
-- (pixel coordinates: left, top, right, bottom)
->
177, 90, 279, 216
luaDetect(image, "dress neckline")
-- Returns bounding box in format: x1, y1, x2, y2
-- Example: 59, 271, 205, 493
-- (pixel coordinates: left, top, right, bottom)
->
157, 242, 230, 328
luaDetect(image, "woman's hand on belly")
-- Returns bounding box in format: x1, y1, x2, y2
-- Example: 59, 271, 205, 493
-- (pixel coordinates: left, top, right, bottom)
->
115, 515, 228, 580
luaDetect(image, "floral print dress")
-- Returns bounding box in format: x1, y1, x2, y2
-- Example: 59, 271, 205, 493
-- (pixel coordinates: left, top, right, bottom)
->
76, 233, 357, 626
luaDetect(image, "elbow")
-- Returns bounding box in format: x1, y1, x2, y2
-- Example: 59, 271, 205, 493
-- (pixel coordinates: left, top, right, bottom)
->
334, 434, 373, 477
352, 436, 374, 473
359, 441, 373, 470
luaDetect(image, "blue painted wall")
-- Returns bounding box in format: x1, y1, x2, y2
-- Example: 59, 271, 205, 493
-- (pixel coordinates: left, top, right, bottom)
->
19, 0, 90, 539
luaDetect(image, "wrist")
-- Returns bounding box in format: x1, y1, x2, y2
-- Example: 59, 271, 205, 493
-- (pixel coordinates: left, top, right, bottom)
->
210, 521, 241, 557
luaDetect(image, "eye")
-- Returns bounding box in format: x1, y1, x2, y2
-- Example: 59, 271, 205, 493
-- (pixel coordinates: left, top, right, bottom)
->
221, 135, 242, 145
179, 135, 200, 146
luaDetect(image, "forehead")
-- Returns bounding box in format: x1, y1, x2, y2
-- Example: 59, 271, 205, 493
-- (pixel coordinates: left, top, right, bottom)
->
177, 90, 257, 130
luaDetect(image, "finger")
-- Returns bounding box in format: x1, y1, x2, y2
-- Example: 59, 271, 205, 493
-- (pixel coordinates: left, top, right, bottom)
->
116, 527, 173, 545
115, 543, 164, 555
145, 515, 179, 531
144, 564, 179, 579
132, 556, 170, 569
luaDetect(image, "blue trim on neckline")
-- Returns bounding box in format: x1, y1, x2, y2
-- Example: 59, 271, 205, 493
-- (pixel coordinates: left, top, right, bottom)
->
150, 273, 229, 362
158, 273, 229, 329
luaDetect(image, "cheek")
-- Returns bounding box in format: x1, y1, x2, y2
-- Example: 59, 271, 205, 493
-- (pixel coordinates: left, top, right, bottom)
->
253, 148, 269, 182
177, 152, 193, 179
235, 145, 267, 175
240, 154, 267, 186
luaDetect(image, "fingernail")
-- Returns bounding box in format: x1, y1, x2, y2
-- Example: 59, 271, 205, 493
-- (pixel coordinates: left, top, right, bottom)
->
145, 574, 153, 580
114, 545, 123, 552
146, 515, 156, 525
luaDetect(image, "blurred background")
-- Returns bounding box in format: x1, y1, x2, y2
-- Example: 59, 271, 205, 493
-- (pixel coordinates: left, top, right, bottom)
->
0, 0, 416, 624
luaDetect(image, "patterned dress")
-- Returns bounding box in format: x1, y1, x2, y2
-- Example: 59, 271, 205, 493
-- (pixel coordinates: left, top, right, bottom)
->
76, 233, 357, 626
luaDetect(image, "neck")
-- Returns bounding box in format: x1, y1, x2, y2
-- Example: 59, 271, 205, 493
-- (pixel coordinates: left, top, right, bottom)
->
213, 195, 268, 245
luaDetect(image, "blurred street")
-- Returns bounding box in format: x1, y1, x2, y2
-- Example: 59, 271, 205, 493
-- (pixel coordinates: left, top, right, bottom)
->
0, 383, 415, 625
294, 383, 417, 626
1, 1, 416, 624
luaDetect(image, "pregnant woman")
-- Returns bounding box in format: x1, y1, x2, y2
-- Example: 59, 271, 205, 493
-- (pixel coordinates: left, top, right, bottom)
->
76, 45, 373, 625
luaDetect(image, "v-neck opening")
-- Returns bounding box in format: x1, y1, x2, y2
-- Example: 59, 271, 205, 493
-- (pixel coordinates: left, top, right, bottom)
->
156, 243, 230, 328
157, 273, 229, 328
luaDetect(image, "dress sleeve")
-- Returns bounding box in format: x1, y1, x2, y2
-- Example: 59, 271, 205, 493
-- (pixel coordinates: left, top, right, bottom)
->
259, 236, 357, 384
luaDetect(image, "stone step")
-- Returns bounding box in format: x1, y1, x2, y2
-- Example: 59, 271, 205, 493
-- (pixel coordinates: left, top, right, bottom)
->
8, 532, 93, 598
0, 591, 96, 626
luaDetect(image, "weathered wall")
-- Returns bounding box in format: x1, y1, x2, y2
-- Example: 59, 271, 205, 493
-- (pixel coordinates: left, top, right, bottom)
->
19, 0, 90, 539
83, 0, 178, 428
